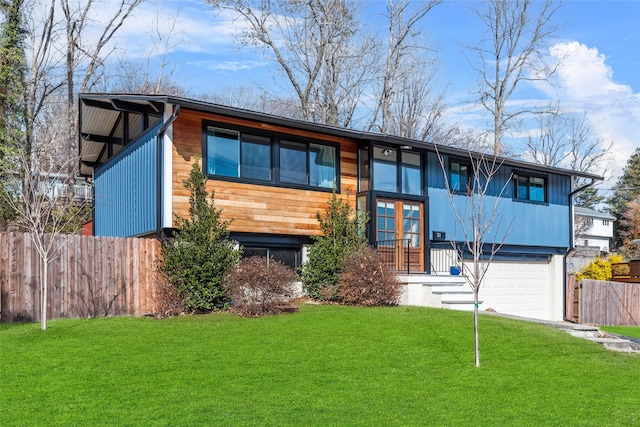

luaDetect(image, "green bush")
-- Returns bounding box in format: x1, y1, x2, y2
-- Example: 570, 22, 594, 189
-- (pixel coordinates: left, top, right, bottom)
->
336, 246, 402, 306
576, 254, 624, 281
225, 256, 299, 316
301, 191, 368, 301
159, 158, 241, 313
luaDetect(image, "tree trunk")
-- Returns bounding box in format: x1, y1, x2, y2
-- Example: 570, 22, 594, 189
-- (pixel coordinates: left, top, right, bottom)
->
474, 288, 480, 367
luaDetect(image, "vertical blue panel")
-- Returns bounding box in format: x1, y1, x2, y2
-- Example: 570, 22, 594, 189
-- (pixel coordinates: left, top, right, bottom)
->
94, 122, 161, 237
426, 151, 573, 250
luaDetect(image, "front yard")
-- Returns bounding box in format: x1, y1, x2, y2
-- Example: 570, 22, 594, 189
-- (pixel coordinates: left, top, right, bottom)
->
1, 305, 639, 426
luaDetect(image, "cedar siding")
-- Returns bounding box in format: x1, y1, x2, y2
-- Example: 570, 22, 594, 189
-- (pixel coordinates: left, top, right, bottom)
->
171, 108, 358, 237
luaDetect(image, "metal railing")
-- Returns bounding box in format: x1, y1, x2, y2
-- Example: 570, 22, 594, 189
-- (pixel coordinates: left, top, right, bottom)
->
374, 239, 410, 274
428, 242, 463, 275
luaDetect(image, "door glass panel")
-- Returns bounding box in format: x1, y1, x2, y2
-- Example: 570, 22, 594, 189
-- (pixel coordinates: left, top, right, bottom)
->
377, 201, 395, 244
403, 203, 421, 248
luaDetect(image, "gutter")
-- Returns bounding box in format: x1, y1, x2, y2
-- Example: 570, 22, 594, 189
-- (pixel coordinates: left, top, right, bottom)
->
563, 178, 598, 322
156, 104, 181, 240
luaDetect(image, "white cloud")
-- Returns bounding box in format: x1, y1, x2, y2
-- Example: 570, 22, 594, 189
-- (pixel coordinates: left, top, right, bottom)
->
544, 41, 640, 184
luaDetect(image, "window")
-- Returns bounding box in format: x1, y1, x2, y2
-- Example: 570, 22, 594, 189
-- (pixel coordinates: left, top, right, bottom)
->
280, 141, 307, 185
514, 174, 547, 202
242, 247, 302, 269
373, 147, 397, 192
450, 160, 470, 193
371, 146, 423, 195
603, 220, 610, 226
241, 135, 271, 180
207, 128, 239, 177
401, 152, 422, 195
280, 141, 336, 188
205, 124, 337, 190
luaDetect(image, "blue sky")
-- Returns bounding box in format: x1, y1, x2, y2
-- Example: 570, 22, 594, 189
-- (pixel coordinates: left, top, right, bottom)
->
102, 0, 639, 186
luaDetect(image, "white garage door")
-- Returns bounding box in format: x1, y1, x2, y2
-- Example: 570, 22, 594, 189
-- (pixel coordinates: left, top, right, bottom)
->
463, 260, 552, 320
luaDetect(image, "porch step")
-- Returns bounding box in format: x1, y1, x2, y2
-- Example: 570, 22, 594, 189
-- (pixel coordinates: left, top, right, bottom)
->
397, 273, 476, 311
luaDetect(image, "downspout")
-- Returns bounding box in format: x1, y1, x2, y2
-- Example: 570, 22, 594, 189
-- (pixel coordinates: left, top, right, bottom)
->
563, 178, 597, 322
156, 104, 181, 240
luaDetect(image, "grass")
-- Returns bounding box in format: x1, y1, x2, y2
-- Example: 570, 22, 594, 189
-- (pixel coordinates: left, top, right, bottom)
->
2, 305, 639, 426
601, 326, 640, 339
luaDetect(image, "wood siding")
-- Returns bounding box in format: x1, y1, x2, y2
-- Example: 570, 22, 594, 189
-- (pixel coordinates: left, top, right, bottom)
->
0, 232, 161, 322
171, 108, 358, 236
581, 279, 640, 326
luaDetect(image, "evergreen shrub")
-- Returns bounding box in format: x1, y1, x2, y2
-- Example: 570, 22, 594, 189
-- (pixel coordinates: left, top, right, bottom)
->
301, 191, 368, 301
159, 158, 241, 313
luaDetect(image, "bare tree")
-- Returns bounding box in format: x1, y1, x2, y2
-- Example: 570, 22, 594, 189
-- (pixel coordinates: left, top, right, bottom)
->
103, 1, 185, 95
0, 144, 91, 330
206, 0, 375, 127
468, 0, 561, 155
435, 147, 513, 367
526, 111, 611, 208
367, 0, 442, 137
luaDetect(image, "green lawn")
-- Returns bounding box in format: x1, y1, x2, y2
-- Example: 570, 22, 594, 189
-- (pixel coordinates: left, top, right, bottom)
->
601, 326, 640, 339
2, 305, 639, 426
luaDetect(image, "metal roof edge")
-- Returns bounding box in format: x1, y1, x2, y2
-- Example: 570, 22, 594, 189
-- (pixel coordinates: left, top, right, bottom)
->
78, 93, 605, 181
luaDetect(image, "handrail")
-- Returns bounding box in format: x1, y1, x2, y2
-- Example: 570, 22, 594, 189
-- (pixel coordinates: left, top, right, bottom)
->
374, 239, 410, 274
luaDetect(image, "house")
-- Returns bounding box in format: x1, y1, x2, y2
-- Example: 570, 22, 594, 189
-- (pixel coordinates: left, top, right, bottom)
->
78, 94, 602, 321
573, 206, 615, 254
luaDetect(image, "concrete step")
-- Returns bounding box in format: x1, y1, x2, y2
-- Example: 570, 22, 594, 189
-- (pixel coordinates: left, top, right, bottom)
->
586, 337, 636, 353
432, 289, 473, 295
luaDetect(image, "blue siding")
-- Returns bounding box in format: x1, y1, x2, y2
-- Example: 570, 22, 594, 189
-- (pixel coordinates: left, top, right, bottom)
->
426, 152, 572, 249
94, 123, 162, 237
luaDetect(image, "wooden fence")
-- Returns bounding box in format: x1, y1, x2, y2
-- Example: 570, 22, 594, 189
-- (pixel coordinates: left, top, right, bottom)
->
579, 279, 640, 326
0, 232, 163, 322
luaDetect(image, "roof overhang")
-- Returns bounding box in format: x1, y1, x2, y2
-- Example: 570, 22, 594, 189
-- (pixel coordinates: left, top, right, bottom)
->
77, 93, 604, 182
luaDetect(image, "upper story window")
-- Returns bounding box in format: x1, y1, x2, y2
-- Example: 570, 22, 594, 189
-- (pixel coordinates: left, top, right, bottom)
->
205, 124, 337, 190
603, 219, 610, 226
449, 160, 471, 193
515, 173, 547, 203
371, 146, 423, 195
280, 141, 336, 188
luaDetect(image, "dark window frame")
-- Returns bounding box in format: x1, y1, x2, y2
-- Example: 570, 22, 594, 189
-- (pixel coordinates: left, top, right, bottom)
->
202, 120, 340, 192
448, 158, 472, 195
370, 145, 424, 196
513, 171, 548, 204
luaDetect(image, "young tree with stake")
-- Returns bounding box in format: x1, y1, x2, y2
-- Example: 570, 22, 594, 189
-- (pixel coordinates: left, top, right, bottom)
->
435, 147, 513, 367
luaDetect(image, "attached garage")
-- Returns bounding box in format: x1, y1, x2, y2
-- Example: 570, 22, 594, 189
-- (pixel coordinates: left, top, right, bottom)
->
466, 255, 565, 320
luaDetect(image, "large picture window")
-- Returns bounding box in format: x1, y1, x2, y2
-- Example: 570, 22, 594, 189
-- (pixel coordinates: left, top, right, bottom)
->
205, 123, 337, 190
371, 146, 422, 195
515, 174, 547, 202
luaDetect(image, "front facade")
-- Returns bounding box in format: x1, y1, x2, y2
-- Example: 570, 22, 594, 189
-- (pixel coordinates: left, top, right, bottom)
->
79, 94, 601, 321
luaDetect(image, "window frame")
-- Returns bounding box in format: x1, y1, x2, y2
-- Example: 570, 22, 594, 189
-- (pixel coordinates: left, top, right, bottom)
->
370, 145, 423, 196
513, 171, 548, 204
202, 120, 340, 192
448, 158, 472, 195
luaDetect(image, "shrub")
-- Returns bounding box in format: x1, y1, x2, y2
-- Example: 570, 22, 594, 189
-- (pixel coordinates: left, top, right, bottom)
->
225, 256, 299, 316
301, 191, 368, 301
576, 254, 624, 281
336, 246, 402, 306
159, 158, 241, 313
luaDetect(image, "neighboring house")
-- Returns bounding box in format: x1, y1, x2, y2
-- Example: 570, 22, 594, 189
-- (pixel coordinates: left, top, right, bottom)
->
78, 94, 602, 321
574, 206, 615, 254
